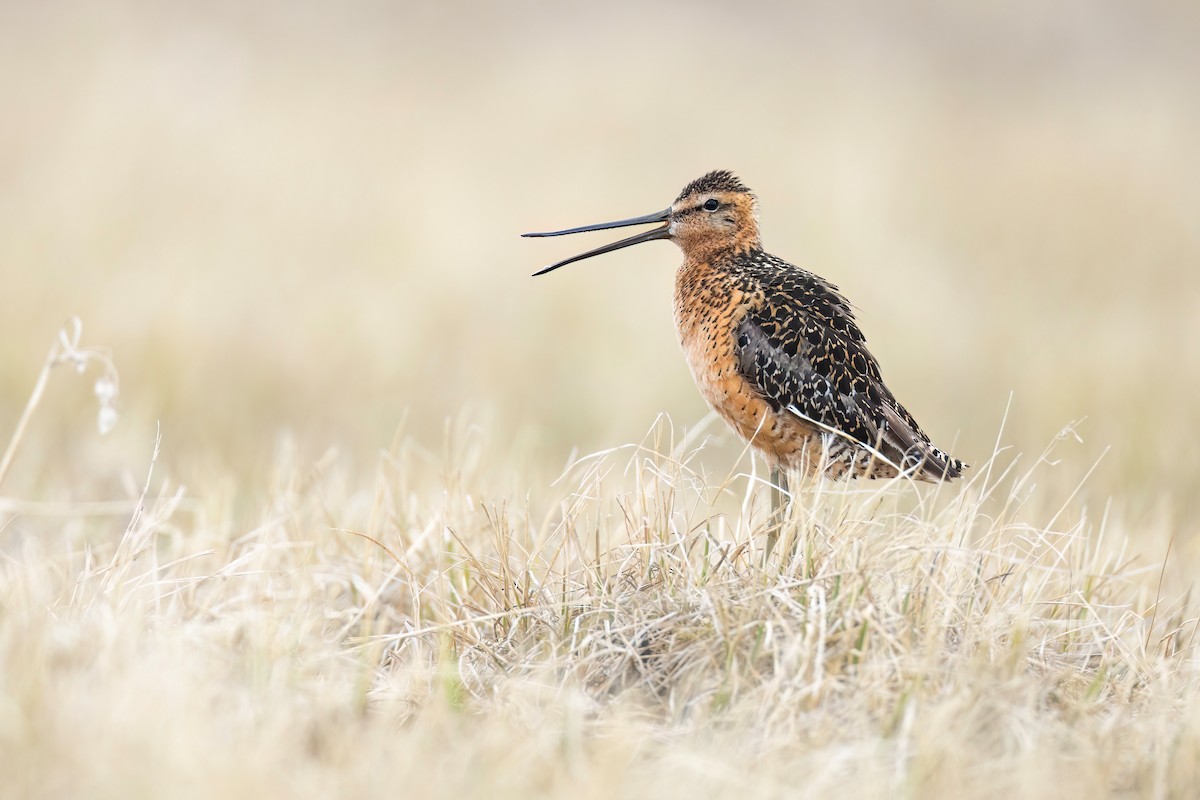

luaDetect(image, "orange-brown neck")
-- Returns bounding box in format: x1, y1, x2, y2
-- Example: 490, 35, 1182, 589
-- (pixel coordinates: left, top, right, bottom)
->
673, 226, 760, 267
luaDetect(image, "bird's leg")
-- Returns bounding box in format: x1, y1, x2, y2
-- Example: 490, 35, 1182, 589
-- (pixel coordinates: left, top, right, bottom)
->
765, 466, 788, 564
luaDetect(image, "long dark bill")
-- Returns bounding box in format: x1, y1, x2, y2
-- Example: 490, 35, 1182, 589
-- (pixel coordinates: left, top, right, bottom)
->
522, 208, 671, 276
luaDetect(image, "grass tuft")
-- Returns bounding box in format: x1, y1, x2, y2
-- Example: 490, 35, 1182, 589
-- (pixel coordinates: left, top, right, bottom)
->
2, 415, 1193, 798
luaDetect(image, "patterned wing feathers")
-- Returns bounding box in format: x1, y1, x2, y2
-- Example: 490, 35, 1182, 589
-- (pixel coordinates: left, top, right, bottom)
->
733, 259, 964, 481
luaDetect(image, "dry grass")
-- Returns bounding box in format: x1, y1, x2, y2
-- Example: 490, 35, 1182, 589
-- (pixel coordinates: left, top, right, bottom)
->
3, 2, 1200, 797
1, 408, 1196, 798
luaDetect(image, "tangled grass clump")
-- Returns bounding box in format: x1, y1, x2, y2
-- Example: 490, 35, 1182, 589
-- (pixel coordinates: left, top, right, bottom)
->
0, 414, 1195, 799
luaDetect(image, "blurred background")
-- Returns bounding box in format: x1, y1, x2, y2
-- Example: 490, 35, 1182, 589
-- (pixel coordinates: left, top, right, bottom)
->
1, 1, 1198, 525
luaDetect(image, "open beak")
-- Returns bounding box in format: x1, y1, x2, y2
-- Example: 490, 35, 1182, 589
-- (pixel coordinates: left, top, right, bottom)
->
522, 208, 672, 276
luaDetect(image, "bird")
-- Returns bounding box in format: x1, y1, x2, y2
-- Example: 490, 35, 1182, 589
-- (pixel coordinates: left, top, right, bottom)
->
523, 170, 966, 506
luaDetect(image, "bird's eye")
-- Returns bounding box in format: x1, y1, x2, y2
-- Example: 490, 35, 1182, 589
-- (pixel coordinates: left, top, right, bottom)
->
702, 198, 720, 211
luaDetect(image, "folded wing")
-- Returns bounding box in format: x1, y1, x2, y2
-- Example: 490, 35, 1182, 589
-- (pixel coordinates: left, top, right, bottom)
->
734, 259, 964, 481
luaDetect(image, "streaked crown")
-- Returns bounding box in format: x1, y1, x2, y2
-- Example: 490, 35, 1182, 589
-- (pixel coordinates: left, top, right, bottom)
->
675, 170, 754, 202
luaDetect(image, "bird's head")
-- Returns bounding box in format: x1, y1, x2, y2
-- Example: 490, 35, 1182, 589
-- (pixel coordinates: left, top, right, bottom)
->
524, 170, 760, 276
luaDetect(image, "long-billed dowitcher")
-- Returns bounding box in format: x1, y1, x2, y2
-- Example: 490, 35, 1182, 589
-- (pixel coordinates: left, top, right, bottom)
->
524, 170, 965, 495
